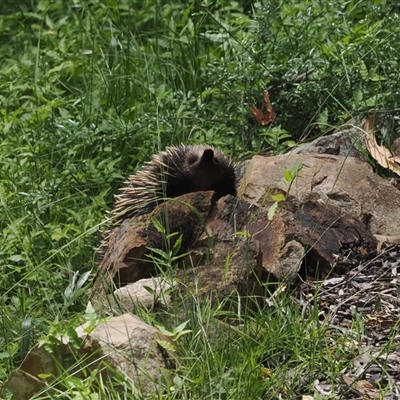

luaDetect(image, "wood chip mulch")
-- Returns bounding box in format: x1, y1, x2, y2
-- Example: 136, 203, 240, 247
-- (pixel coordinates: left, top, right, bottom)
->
296, 241, 400, 399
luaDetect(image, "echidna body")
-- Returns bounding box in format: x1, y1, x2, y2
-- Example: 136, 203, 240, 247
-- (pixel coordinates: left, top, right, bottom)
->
111, 144, 236, 224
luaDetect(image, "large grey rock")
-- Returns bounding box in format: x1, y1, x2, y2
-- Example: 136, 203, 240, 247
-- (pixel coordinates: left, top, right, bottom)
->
239, 153, 400, 236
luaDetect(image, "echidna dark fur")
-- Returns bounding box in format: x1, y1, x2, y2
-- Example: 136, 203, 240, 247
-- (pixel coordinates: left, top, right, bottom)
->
111, 144, 237, 225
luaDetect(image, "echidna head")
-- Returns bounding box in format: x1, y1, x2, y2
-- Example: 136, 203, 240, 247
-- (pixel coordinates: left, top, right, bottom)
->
184, 146, 236, 197
187, 148, 214, 168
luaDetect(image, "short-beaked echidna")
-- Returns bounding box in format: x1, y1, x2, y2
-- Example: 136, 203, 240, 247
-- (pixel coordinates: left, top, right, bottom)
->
110, 144, 236, 224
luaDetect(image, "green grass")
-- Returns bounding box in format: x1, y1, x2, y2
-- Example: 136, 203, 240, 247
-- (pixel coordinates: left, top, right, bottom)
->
0, 0, 399, 398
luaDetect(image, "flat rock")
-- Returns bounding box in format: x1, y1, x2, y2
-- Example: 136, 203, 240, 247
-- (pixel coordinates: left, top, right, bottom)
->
111, 277, 176, 312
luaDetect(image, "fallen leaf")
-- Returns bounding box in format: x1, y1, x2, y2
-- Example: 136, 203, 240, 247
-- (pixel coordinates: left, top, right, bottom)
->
341, 375, 380, 398
363, 115, 400, 176
251, 91, 276, 126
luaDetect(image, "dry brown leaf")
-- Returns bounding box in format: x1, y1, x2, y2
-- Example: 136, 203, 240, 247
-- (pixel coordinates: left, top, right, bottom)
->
341, 375, 380, 399
250, 91, 276, 126
363, 115, 400, 176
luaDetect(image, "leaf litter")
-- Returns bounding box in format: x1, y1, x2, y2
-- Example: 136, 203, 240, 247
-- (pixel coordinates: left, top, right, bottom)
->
296, 240, 400, 399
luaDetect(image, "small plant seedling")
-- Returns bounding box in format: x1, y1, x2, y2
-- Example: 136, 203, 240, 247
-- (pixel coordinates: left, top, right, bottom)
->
268, 160, 303, 220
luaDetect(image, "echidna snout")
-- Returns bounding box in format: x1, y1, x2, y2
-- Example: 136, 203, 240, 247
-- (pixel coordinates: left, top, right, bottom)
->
198, 148, 215, 164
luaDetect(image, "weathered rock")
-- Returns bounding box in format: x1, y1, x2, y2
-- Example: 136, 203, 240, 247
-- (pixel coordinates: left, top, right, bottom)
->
92, 191, 215, 300
93, 221, 148, 294
93, 143, 400, 304
80, 314, 174, 394
289, 196, 377, 267
213, 193, 376, 283
265, 239, 304, 283
239, 153, 400, 236
174, 195, 264, 308
291, 124, 366, 159
111, 277, 176, 312
235, 153, 396, 282
1, 314, 174, 399
93, 191, 264, 312
0, 343, 71, 399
